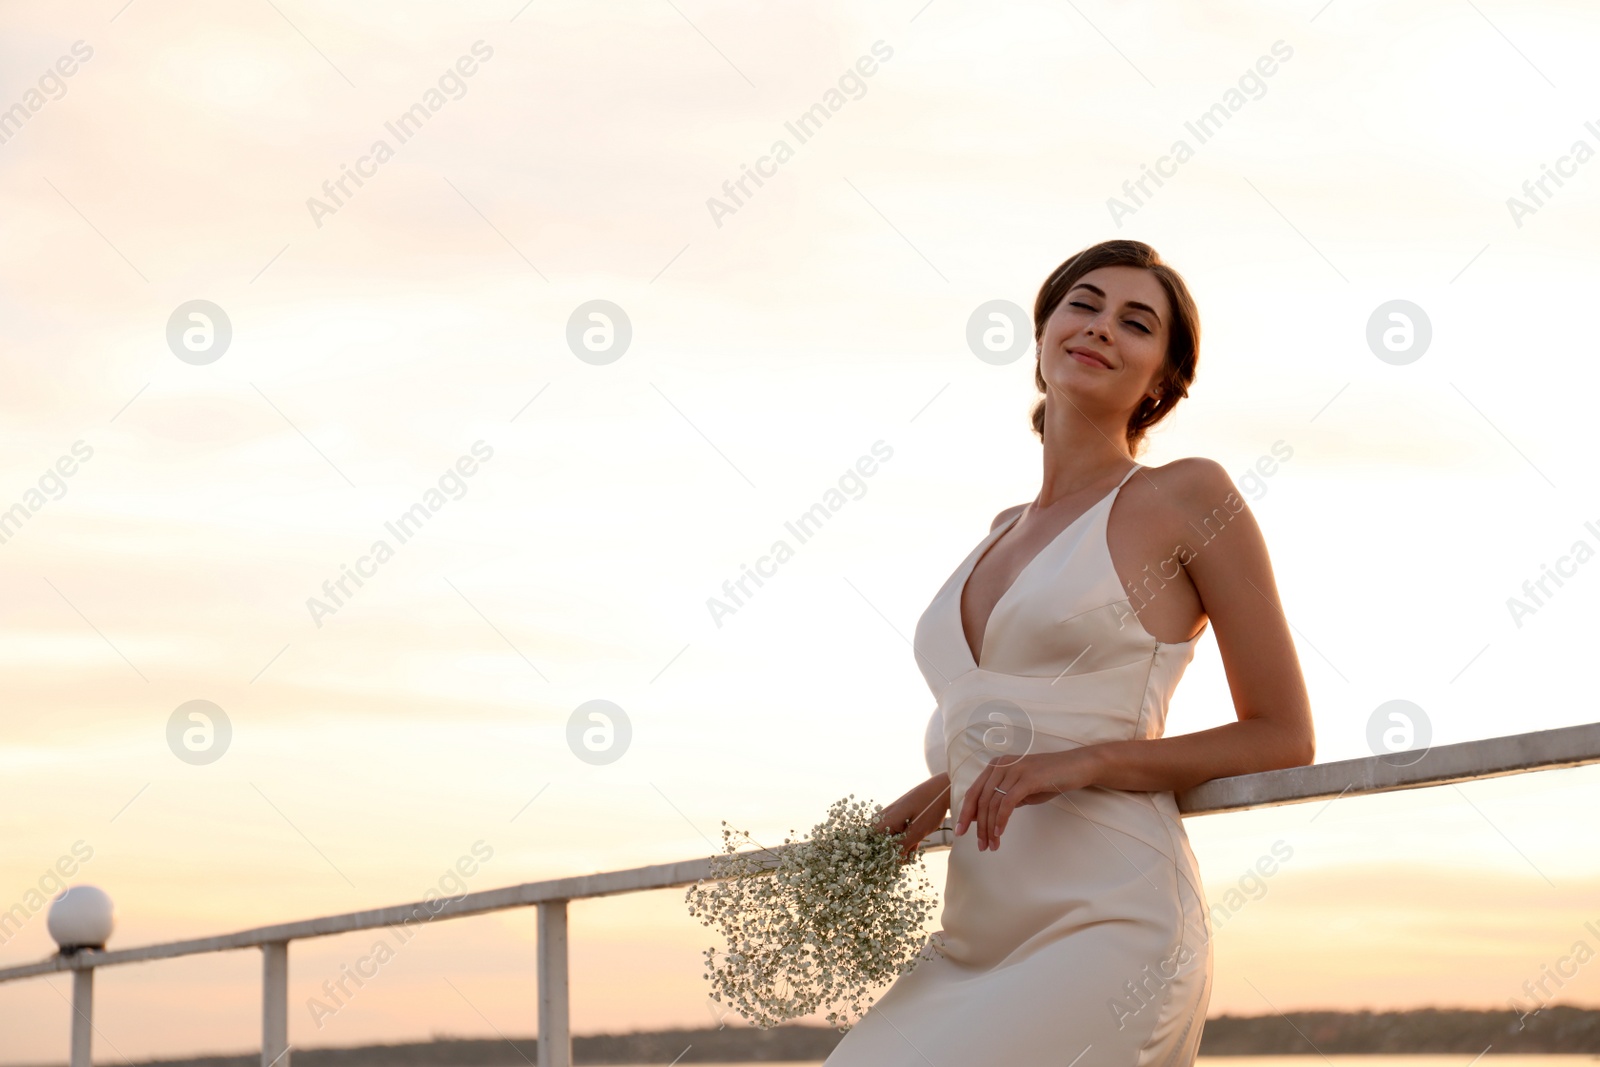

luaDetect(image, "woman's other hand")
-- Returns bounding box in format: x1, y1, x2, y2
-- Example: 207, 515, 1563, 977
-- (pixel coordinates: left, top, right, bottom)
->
955, 747, 1099, 851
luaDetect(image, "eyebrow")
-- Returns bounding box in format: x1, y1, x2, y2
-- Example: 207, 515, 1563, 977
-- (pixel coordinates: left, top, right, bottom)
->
1068, 282, 1163, 323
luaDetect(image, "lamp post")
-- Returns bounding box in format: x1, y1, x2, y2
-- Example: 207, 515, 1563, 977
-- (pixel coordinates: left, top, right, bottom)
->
47, 885, 115, 1067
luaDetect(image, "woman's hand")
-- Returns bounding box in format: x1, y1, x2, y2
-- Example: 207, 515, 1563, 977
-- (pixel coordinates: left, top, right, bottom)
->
955, 747, 1100, 851
873, 773, 952, 862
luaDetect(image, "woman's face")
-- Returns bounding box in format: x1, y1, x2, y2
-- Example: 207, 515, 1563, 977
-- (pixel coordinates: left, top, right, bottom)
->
1037, 265, 1172, 427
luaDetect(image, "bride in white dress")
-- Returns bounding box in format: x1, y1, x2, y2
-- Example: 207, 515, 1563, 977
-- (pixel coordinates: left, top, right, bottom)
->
825, 239, 1316, 1067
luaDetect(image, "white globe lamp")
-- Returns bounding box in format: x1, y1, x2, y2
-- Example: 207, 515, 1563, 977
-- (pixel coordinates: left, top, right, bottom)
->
47, 885, 115, 954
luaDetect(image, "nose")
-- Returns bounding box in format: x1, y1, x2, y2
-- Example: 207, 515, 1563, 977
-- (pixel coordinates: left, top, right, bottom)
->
1081, 304, 1114, 341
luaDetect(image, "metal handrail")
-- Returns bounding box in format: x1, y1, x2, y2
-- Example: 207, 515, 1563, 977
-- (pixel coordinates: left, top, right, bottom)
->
6, 722, 1599, 1067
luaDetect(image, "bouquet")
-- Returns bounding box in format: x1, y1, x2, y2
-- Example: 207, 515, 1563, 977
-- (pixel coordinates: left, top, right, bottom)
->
684, 794, 941, 1031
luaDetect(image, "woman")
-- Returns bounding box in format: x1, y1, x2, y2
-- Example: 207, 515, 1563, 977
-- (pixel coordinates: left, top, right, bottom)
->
824, 239, 1315, 1067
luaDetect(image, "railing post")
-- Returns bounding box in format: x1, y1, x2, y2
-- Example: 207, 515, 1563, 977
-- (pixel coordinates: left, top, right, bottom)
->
69, 967, 93, 1067
262, 941, 289, 1067
536, 900, 571, 1067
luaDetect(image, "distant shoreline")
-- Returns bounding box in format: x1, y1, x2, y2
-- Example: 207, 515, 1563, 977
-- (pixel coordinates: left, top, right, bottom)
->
12, 1006, 1600, 1067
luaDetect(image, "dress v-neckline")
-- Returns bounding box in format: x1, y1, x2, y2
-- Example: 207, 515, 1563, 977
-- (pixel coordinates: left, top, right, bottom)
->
957, 464, 1140, 670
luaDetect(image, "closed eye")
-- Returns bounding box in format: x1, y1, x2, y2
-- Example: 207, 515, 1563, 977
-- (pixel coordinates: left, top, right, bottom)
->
1070, 300, 1152, 334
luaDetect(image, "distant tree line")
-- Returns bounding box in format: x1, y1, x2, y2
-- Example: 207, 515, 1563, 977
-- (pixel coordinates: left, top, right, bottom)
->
20, 1006, 1600, 1066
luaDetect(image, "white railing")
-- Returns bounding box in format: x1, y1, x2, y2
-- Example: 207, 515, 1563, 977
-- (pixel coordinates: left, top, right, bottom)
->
6, 722, 1600, 1067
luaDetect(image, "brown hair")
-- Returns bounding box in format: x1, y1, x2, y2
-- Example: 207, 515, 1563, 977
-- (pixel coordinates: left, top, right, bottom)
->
1029, 239, 1200, 455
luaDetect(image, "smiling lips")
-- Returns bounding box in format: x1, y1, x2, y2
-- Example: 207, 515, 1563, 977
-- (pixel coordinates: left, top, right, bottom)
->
1066, 347, 1111, 369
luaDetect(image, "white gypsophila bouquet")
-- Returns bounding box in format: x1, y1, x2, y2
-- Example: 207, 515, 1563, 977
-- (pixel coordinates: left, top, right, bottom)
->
684, 794, 941, 1031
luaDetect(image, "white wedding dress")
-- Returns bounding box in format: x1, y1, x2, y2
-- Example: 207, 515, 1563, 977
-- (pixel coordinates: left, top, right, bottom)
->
824, 463, 1212, 1067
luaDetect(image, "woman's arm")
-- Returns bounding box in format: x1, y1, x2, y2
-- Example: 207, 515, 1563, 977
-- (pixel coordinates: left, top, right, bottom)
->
1085, 459, 1314, 790
957, 458, 1315, 848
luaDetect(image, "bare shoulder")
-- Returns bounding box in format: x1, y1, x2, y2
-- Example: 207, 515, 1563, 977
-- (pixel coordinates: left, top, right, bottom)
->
1133, 456, 1238, 505
989, 502, 1027, 531
1121, 457, 1248, 539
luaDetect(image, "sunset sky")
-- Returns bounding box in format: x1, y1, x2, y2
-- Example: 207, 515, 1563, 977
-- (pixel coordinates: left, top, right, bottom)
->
4, 0, 1600, 1059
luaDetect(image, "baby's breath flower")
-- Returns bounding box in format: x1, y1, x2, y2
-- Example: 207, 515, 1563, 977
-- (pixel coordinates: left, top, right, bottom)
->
683, 795, 940, 1031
